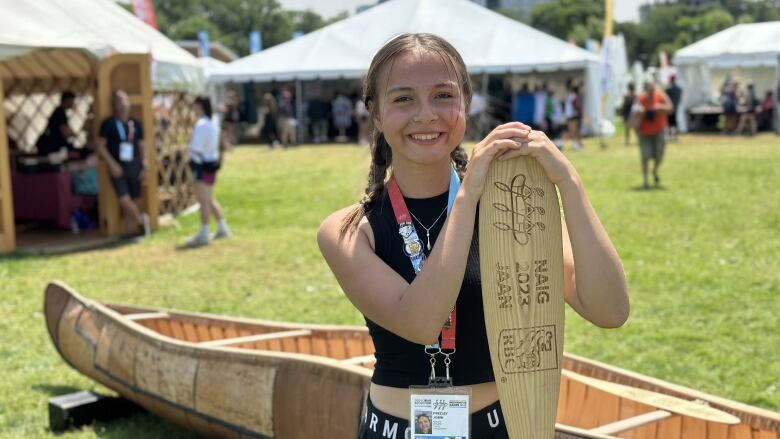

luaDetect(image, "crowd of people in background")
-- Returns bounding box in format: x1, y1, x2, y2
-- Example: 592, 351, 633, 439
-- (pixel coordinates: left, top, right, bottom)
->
720, 79, 776, 136
493, 79, 584, 151
236, 87, 371, 148
622, 74, 778, 142
220, 77, 588, 150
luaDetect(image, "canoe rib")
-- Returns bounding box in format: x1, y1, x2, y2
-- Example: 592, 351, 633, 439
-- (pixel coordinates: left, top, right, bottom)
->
590, 410, 672, 435
198, 329, 312, 347
341, 354, 377, 366
125, 312, 169, 321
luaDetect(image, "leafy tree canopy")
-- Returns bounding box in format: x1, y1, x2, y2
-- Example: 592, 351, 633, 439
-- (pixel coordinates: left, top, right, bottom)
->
526, 0, 780, 66
144, 0, 344, 57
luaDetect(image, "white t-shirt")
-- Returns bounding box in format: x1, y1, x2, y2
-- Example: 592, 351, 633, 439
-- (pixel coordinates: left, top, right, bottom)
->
564, 92, 580, 119
355, 99, 369, 118
469, 92, 487, 116
533, 91, 547, 125
189, 116, 220, 163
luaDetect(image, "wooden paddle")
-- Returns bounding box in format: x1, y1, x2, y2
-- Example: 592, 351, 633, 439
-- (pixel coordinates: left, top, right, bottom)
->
479, 156, 565, 438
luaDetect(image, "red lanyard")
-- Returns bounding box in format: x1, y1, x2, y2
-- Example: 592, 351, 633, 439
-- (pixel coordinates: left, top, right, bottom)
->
387, 174, 456, 351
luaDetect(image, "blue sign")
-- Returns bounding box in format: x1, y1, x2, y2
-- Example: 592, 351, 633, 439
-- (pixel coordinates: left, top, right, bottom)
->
198, 30, 210, 57
250, 31, 262, 54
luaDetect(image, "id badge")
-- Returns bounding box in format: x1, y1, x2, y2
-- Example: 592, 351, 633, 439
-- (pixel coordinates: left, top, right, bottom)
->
119, 142, 134, 162
410, 385, 470, 438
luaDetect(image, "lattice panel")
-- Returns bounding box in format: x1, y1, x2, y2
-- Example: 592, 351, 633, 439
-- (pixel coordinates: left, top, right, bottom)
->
154, 92, 197, 216
3, 79, 93, 153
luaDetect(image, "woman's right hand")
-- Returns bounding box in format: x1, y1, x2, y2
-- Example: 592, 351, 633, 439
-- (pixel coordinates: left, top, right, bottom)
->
461, 121, 531, 200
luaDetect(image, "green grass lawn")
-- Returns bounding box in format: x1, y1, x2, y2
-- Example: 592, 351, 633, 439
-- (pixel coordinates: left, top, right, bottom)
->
1, 130, 779, 438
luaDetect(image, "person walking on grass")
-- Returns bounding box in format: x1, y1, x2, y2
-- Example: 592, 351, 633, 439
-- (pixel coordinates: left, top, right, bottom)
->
563, 82, 583, 150
96, 90, 150, 238
735, 83, 758, 136
636, 80, 673, 189
665, 75, 681, 142
187, 96, 231, 246
317, 33, 628, 439
260, 92, 279, 149
621, 82, 637, 146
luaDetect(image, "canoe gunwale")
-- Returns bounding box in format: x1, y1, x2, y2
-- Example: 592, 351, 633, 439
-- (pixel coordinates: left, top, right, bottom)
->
106, 302, 370, 333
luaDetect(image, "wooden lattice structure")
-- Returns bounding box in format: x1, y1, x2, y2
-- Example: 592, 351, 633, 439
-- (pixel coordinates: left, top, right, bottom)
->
154, 92, 197, 216
0, 51, 160, 253
0, 48, 205, 253
0, 49, 96, 252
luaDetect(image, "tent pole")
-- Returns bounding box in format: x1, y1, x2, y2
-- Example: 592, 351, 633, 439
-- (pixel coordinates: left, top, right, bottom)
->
776, 58, 780, 134
0, 81, 16, 253
295, 80, 303, 145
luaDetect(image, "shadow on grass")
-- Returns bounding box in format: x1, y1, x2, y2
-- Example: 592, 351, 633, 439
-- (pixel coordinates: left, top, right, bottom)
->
91, 414, 196, 439
630, 185, 668, 192
0, 236, 143, 262
174, 242, 209, 252
31, 383, 82, 396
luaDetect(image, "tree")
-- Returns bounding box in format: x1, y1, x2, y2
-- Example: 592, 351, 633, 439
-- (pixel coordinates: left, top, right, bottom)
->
148, 0, 338, 57
495, 7, 528, 24
530, 0, 604, 45
530, 0, 780, 67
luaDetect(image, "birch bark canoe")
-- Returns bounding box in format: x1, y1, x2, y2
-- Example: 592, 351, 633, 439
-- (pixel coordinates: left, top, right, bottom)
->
44, 281, 780, 438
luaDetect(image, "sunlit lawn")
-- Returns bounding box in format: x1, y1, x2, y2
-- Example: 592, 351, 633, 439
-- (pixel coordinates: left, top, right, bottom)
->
1, 129, 778, 438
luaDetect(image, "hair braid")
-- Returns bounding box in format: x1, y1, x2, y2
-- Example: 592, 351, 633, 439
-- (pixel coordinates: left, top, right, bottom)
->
450, 145, 468, 179
339, 133, 392, 236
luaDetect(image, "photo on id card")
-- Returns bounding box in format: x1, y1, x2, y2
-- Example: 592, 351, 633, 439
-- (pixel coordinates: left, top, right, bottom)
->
410, 386, 470, 439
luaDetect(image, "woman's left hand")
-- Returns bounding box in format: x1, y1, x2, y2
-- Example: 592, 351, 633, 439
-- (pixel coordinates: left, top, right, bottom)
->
496, 130, 575, 185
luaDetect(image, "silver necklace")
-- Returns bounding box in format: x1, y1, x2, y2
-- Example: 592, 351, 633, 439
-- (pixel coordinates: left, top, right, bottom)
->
409, 205, 448, 251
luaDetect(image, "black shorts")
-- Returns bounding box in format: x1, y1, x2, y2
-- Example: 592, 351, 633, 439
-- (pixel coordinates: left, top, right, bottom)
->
667, 113, 677, 127
111, 163, 142, 199
190, 161, 219, 185
358, 396, 508, 439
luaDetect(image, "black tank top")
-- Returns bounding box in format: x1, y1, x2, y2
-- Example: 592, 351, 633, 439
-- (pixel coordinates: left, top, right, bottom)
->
365, 188, 495, 388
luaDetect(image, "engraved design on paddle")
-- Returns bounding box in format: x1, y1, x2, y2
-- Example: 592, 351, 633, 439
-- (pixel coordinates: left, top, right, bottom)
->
498, 326, 559, 374
492, 174, 546, 245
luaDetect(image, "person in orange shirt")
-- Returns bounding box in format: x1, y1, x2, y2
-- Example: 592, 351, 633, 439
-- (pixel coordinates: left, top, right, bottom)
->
636, 80, 673, 189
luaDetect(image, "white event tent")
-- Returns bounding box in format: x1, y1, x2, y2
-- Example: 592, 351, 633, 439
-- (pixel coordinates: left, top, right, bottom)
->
210, 0, 603, 134
673, 21, 780, 132
0, 0, 203, 91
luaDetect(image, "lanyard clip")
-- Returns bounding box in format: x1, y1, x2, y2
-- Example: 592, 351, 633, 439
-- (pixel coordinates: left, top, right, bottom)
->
428, 376, 453, 388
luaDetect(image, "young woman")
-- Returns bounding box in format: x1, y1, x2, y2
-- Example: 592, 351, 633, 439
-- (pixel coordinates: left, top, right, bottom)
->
317, 33, 628, 438
187, 96, 230, 246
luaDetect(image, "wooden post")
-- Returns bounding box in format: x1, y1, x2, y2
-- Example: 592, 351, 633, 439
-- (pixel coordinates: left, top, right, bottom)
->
0, 82, 15, 253
295, 79, 304, 144
96, 54, 158, 236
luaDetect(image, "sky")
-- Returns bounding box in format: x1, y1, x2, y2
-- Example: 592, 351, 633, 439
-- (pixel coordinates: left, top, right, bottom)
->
277, 0, 377, 19
277, 0, 655, 22
614, 0, 654, 22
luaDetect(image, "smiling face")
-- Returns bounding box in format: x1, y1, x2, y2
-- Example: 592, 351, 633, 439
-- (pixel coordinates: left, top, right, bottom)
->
373, 50, 467, 169
418, 414, 431, 433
